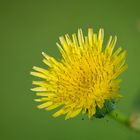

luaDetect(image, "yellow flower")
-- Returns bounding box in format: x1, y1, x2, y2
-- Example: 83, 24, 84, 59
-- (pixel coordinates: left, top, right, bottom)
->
31, 28, 127, 120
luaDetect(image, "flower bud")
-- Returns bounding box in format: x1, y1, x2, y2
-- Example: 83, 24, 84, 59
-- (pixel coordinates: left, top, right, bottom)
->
129, 113, 140, 132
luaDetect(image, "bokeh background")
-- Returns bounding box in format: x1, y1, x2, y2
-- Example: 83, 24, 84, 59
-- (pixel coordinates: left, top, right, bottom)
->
0, 0, 140, 140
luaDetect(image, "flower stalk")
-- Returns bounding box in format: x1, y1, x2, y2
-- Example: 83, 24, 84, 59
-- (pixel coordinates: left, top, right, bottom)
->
109, 110, 129, 125
108, 110, 140, 132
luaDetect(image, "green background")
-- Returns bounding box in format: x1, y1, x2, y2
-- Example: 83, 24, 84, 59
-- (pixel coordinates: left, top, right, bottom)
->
0, 0, 140, 140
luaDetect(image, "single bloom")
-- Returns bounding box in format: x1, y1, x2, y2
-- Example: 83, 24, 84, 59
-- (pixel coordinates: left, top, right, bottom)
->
31, 28, 127, 120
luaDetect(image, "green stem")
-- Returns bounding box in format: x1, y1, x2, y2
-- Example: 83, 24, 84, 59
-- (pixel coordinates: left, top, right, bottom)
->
108, 110, 140, 132
108, 110, 129, 126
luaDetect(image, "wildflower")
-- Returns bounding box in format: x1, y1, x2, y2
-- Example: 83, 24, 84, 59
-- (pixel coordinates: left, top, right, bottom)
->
31, 28, 127, 120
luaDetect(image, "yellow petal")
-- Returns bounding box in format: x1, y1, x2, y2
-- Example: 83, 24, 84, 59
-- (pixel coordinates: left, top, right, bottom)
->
31, 87, 47, 92
30, 72, 47, 79
88, 28, 93, 46
46, 103, 62, 110
34, 98, 50, 102
65, 108, 82, 120
53, 109, 64, 117
37, 102, 53, 109
36, 92, 55, 97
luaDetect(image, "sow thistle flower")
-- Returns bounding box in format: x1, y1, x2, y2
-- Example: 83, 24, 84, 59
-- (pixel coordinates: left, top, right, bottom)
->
31, 28, 127, 120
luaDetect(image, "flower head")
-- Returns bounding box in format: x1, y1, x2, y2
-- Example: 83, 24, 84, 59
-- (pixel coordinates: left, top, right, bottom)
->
31, 28, 127, 119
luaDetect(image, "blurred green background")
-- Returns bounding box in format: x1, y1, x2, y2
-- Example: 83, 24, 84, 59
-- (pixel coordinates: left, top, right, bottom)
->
0, 0, 140, 140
